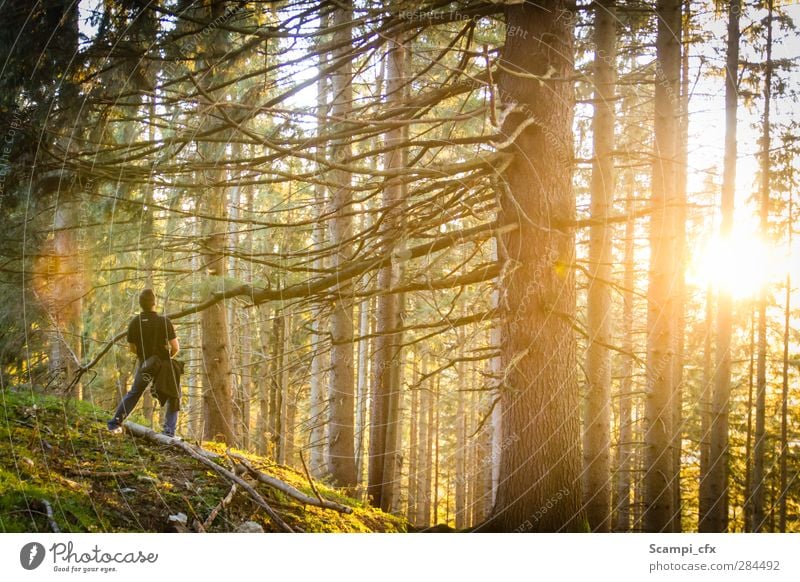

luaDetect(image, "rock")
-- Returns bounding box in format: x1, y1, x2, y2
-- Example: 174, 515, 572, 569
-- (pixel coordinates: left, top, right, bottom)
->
168, 512, 188, 525
235, 521, 264, 533
120, 488, 136, 494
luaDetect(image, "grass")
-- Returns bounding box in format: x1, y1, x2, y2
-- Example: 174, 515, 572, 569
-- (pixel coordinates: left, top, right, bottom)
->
0, 386, 407, 533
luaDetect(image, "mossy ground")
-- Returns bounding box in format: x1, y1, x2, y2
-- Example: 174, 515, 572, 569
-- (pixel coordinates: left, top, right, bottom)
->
0, 387, 407, 533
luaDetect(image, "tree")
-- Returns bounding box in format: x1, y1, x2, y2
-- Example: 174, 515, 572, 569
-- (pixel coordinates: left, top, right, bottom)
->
699, 0, 740, 533
751, 0, 775, 532
369, 30, 408, 510
643, 0, 682, 533
484, 0, 584, 532
198, 2, 237, 445
583, 0, 617, 533
327, 0, 358, 489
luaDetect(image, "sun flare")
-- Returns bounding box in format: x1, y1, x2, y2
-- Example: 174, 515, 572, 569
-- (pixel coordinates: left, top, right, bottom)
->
689, 231, 788, 300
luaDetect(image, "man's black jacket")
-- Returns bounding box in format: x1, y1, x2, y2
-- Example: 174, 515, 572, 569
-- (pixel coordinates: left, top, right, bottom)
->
154, 358, 185, 410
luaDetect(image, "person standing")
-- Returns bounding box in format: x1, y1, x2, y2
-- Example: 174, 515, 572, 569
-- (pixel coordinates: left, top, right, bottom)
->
107, 289, 180, 436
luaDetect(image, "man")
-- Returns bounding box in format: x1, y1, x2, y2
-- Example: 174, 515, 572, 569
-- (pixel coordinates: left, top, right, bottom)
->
107, 289, 180, 436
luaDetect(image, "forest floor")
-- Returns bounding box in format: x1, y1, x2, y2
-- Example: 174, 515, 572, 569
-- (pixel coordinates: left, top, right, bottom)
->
0, 387, 407, 533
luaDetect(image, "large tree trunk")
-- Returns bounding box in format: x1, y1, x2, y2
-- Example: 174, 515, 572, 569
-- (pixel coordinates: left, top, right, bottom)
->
643, 0, 682, 533
700, 0, 739, 533
199, 2, 236, 445
583, 0, 616, 533
751, 0, 774, 532
487, 1, 583, 532
327, 0, 357, 488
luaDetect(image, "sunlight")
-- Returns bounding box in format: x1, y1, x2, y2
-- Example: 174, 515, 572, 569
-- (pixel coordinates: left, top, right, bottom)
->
689, 230, 789, 300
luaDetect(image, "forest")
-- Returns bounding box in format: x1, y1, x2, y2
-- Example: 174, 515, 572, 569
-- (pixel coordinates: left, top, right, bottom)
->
0, 0, 798, 534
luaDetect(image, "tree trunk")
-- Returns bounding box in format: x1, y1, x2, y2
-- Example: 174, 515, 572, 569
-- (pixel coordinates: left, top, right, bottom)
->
355, 295, 371, 486
407, 352, 419, 522
700, 0, 739, 533
239, 183, 254, 450
669, 0, 691, 533
779, 263, 790, 532
416, 353, 432, 526
614, 188, 636, 532
433, 377, 440, 524
282, 314, 296, 466
744, 306, 756, 531
199, 2, 236, 445
752, 0, 773, 532
583, 0, 616, 533
270, 314, 284, 463
455, 357, 467, 529
308, 10, 330, 476
383, 290, 406, 512
643, 0, 681, 533
327, 0, 357, 488
698, 284, 714, 527
368, 32, 407, 510
487, 0, 583, 532
255, 307, 271, 456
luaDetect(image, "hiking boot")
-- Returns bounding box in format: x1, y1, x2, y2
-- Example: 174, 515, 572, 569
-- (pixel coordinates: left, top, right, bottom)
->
107, 421, 123, 434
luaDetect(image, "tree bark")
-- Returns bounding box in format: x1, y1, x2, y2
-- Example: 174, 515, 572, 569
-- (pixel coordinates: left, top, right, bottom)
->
199, 2, 236, 445
416, 352, 432, 526
487, 1, 583, 532
669, 0, 691, 533
700, 0, 739, 533
779, 259, 790, 532
368, 32, 407, 510
643, 0, 681, 533
455, 356, 467, 529
751, 0, 773, 533
407, 352, 419, 522
614, 187, 636, 532
583, 0, 616, 533
327, 0, 358, 488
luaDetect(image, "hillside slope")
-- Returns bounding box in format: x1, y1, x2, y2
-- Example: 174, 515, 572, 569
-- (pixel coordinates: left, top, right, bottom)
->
0, 388, 407, 533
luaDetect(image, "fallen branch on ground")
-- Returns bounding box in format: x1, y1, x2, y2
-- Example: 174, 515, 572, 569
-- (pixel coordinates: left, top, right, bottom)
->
203, 483, 237, 531
298, 450, 326, 507
227, 450, 352, 514
122, 421, 294, 532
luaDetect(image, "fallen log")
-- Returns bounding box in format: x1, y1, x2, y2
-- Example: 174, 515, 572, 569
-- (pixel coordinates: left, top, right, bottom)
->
122, 421, 294, 532
227, 450, 352, 514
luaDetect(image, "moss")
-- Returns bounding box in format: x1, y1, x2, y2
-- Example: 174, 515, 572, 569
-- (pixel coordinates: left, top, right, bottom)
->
0, 387, 408, 533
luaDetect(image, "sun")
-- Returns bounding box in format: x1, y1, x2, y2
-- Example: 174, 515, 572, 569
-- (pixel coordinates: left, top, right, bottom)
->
688, 230, 788, 300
